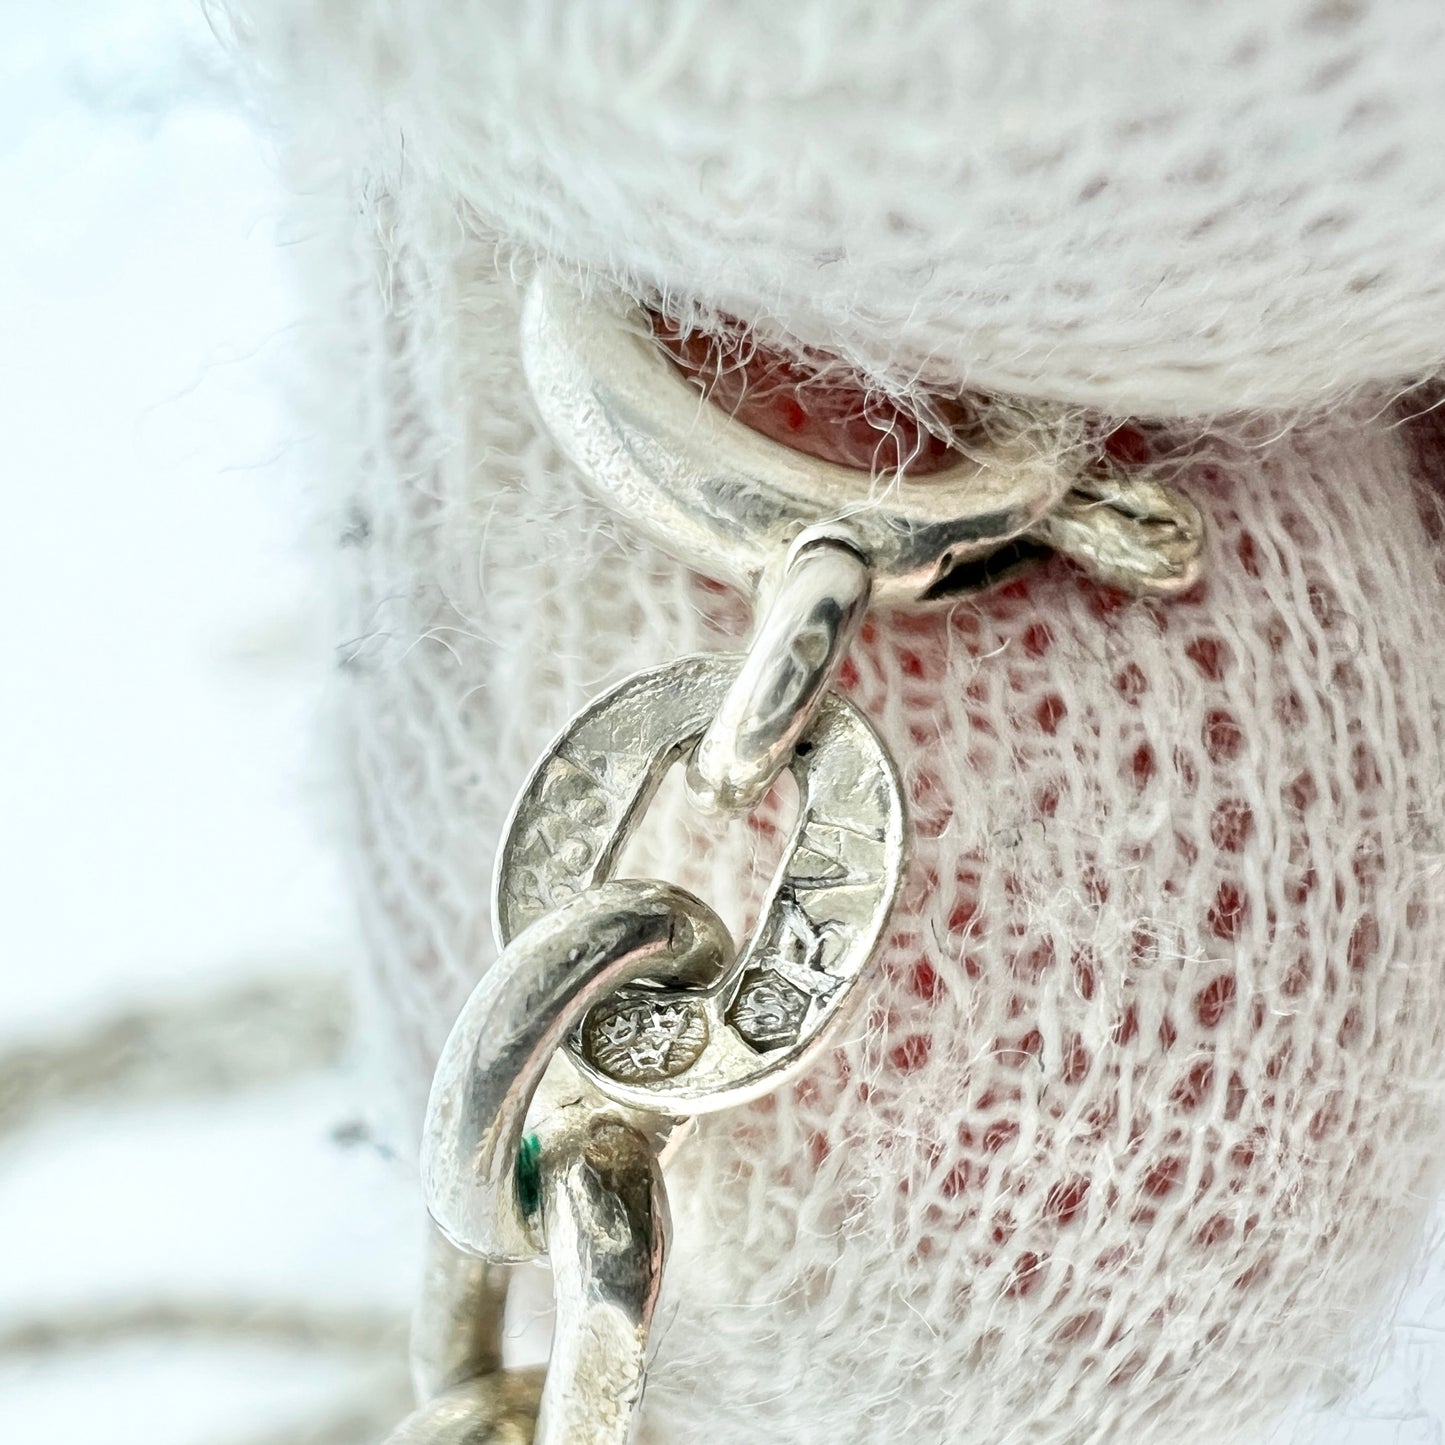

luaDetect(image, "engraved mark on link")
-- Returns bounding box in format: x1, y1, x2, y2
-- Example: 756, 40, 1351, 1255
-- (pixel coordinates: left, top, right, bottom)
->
580, 994, 711, 1084
493, 654, 906, 1113
728, 882, 848, 1052
728, 817, 889, 1052
506, 748, 625, 916
728, 973, 811, 1052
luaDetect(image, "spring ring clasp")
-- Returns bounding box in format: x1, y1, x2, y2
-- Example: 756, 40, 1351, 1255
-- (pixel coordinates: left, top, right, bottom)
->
520, 271, 1206, 608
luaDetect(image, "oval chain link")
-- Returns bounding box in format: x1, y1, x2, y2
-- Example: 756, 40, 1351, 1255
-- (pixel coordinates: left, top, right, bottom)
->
492, 651, 906, 1116
423, 878, 732, 1263
390, 1112, 667, 1445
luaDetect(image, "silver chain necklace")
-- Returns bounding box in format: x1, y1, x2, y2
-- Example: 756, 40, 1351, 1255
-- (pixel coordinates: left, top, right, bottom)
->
381, 272, 1206, 1444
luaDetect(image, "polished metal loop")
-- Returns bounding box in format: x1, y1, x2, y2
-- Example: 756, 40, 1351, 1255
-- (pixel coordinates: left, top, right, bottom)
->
520, 273, 1076, 606
685, 537, 872, 816
395, 1116, 668, 1445
494, 653, 906, 1116
422, 879, 733, 1263
532, 1113, 668, 1445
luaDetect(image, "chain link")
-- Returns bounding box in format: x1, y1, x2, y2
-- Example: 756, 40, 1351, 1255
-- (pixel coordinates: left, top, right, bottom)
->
399, 642, 905, 1442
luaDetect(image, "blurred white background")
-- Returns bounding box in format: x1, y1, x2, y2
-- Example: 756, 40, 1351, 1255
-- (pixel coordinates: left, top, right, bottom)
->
2, 2, 1444, 1442
0, 3, 420, 1441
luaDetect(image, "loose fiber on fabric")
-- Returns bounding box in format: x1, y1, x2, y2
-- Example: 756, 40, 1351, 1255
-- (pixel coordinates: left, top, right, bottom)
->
219, 0, 1445, 415
216, 2, 1445, 1439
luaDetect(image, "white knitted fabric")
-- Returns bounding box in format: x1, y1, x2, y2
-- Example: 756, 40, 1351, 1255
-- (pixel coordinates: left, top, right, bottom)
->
223, 0, 1445, 415
218, 3, 1445, 1440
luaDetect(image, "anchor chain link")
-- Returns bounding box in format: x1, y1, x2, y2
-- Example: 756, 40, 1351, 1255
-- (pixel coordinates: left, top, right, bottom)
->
391, 628, 905, 1443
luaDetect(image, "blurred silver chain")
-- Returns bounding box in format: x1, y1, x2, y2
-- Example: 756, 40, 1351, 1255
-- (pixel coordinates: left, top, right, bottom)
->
0, 973, 414, 1445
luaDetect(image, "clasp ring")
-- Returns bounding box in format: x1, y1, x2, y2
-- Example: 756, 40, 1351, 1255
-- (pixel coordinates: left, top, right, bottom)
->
521, 271, 1206, 602
520, 273, 1075, 607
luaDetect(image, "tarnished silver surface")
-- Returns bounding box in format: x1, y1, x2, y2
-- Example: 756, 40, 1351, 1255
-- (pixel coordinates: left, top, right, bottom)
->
580, 990, 710, 1084
686, 537, 872, 815
1033, 468, 1207, 595
520, 273, 1076, 605
382, 1372, 544, 1445
422, 879, 733, 1262
494, 653, 906, 1114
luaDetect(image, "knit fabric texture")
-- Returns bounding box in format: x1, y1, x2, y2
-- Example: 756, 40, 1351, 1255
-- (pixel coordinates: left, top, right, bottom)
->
217, 2, 1445, 1439
222, 0, 1445, 415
